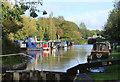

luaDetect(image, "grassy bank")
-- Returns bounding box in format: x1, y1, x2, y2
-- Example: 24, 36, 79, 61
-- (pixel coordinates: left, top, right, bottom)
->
93, 46, 120, 80
2, 55, 26, 66
2, 38, 21, 55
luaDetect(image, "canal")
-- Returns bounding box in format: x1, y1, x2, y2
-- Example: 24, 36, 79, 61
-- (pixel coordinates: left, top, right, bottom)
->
26, 45, 93, 72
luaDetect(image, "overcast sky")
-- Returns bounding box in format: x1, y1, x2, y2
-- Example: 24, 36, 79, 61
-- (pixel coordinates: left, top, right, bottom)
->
34, 0, 115, 30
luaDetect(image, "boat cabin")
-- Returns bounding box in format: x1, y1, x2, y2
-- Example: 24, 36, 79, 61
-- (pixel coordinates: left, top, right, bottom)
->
90, 42, 110, 60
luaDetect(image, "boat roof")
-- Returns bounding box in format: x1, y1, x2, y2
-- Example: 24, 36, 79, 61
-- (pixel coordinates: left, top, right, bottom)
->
94, 42, 106, 44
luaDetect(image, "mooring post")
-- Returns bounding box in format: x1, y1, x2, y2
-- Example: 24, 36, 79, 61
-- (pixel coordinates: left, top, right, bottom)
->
55, 73, 60, 81
40, 72, 46, 81
29, 71, 33, 80
13, 72, 20, 82
0, 74, 2, 82
33, 70, 40, 80
26, 72, 30, 80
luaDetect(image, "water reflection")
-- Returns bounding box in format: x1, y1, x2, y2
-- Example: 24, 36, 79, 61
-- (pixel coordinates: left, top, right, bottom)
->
26, 45, 93, 72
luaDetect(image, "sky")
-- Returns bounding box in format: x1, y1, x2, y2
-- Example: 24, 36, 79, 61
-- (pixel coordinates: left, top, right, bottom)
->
34, 0, 115, 30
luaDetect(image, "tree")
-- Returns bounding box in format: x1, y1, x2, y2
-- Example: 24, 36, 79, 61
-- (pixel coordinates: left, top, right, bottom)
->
57, 26, 63, 38
58, 16, 64, 21
103, 1, 120, 42
2, 2, 23, 37
14, 16, 38, 40
13, 0, 44, 18
79, 22, 87, 29
36, 22, 45, 40
47, 12, 57, 40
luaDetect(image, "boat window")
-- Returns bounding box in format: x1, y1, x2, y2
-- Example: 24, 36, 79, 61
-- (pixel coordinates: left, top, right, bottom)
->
97, 44, 100, 51
32, 43, 34, 45
97, 44, 102, 51
30, 38, 35, 42
100, 44, 102, 51
93, 44, 97, 50
103, 44, 106, 51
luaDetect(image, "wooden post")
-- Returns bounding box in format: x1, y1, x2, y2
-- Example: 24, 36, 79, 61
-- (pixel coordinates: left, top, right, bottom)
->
29, 71, 33, 81
0, 74, 2, 82
40, 72, 46, 81
26, 72, 30, 80
5, 72, 13, 81
55, 73, 60, 81
13, 72, 20, 82
29, 71, 33, 78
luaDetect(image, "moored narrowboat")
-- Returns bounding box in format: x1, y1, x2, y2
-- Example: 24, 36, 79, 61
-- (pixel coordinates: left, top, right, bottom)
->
88, 42, 110, 60
26, 37, 43, 51
58, 41, 67, 48
43, 42, 50, 51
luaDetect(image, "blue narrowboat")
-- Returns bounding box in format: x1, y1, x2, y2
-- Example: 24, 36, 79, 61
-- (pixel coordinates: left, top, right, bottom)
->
26, 37, 43, 51
14, 40, 26, 48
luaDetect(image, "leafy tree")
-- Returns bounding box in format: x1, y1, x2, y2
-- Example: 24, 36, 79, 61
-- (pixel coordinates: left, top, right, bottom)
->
79, 22, 101, 39
36, 22, 45, 40
14, 16, 37, 40
2, 2, 23, 38
58, 16, 65, 21
79, 22, 87, 29
57, 26, 63, 38
103, 1, 120, 42
14, 0, 44, 18
60, 21, 81, 39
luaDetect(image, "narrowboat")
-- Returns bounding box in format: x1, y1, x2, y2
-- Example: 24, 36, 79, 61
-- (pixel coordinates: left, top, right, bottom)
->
58, 41, 67, 48
88, 42, 110, 60
26, 37, 43, 51
14, 40, 26, 49
66, 41, 74, 46
43, 42, 50, 51
48, 41, 57, 49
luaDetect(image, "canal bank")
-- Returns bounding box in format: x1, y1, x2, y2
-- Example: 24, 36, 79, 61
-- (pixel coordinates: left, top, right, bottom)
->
1, 45, 93, 81
1, 53, 30, 73
92, 46, 120, 80
74, 46, 120, 81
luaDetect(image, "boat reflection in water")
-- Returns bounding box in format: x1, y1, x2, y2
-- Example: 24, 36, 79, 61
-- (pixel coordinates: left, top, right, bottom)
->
26, 45, 93, 72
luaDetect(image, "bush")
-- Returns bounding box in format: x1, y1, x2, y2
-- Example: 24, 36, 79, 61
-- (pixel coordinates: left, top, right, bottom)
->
2, 38, 21, 55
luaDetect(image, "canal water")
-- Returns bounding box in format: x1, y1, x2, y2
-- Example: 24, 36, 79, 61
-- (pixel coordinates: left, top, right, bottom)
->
26, 45, 93, 72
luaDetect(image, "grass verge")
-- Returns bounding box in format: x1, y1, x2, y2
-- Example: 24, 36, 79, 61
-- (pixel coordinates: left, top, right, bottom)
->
92, 46, 120, 80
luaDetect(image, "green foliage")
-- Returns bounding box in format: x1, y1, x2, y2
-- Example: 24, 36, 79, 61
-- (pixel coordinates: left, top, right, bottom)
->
2, 2, 23, 37
72, 39, 87, 44
2, 38, 21, 55
97, 38, 107, 42
79, 28, 99, 39
37, 16, 81, 40
103, 1, 120, 42
2, 55, 26, 65
14, 16, 38, 40
60, 21, 81, 39
79, 22, 101, 39
30, 11, 38, 18
13, 0, 43, 18
79, 22, 87, 29
2, 1, 101, 52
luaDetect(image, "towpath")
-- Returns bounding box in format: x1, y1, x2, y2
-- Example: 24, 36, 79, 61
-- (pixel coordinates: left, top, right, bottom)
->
74, 73, 94, 82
